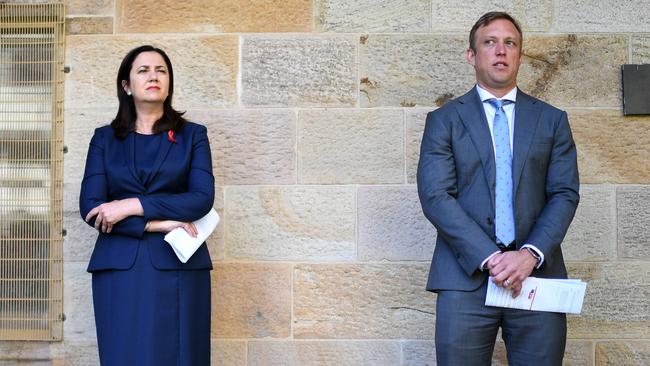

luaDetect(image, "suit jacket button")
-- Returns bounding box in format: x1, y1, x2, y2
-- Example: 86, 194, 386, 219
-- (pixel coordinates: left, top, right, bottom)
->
487, 217, 493, 225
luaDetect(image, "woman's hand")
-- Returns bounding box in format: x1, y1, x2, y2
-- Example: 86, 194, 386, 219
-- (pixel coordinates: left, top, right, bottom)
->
145, 220, 198, 237
85, 198, 144, 233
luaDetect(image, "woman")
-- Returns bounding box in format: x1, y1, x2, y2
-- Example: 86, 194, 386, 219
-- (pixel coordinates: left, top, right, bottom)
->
79, 45, 214, 365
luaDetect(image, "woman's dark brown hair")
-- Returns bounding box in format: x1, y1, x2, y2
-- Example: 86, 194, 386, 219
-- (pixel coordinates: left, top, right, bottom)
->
111, 45, 187, 138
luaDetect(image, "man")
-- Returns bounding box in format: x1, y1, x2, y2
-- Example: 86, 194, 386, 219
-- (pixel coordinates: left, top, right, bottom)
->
417, 12, 579, 365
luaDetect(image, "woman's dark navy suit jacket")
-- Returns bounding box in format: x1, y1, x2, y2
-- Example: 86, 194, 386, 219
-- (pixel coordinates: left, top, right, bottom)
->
79, 122, 215, 272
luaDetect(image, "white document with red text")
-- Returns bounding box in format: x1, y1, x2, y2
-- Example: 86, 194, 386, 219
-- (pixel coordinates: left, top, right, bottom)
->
485, 276, 587, 314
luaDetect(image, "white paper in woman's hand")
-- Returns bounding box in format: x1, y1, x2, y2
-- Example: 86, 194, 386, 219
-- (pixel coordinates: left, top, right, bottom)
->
164, 208, 220, 263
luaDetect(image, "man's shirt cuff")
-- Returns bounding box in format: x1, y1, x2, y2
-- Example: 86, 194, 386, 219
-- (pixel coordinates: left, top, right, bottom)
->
480, 250, 502, 271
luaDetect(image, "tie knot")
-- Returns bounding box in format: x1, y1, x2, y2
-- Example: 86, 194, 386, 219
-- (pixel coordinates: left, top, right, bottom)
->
486, 98, 513, 109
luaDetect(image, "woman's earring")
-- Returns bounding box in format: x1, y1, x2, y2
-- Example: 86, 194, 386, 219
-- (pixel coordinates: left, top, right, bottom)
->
127, 91, 132, 96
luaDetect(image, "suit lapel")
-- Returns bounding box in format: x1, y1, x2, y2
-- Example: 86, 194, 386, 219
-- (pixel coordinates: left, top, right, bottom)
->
144, 130, 174, 186
512, 90, 541, 195
456, 88, 496, 210
124, 132, 142, 185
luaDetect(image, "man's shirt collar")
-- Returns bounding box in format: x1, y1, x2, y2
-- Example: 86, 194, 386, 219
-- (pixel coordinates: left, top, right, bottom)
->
476, 84, 518, 103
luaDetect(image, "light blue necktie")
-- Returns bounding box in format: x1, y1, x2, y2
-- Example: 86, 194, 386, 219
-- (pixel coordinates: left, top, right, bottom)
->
487, 98, 515, 245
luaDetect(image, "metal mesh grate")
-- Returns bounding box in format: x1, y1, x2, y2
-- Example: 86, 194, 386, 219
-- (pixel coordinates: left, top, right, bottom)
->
0, 2, 64, 341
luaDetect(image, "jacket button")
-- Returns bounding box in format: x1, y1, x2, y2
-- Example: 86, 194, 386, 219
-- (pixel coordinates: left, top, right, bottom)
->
487, 217, 493, 225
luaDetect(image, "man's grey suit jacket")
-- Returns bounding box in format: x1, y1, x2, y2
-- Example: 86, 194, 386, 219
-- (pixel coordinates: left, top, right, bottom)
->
417, 87, 580, 292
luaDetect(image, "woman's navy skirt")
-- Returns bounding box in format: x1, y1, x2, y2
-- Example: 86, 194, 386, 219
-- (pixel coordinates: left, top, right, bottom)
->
92, 242, 211, 366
